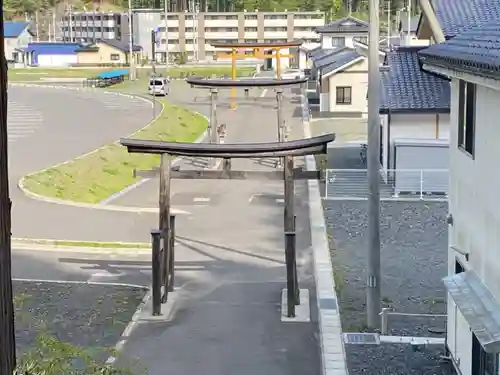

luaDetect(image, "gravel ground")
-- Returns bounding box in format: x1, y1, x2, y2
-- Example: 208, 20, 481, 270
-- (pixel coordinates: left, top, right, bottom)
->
14, 281, 147, 357
323, 200, 455, 374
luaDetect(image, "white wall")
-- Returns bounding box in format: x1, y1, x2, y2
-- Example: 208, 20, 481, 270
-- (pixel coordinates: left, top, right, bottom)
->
321, 33, 367, 49
325, 58, 368, 115
381, 113, 450, 170
37, 54, 78, 67
391, 113, 450, 139
447, 79, 500, 375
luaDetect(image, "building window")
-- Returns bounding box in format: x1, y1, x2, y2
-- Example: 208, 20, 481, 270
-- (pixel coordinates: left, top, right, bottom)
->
336, 86, 352, 105
110, 54, 120, 61
455, 259, 464, 274
458, 80, 476, 156
331, 37, 345, 47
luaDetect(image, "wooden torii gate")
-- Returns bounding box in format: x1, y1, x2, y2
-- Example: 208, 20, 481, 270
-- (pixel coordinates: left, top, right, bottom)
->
120, 133, 335, 318
121, 76, 334, 318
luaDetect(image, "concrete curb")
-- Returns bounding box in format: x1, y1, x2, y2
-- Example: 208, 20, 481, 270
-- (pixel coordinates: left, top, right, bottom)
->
11, 83, 199, 214
301, 94, 349, 375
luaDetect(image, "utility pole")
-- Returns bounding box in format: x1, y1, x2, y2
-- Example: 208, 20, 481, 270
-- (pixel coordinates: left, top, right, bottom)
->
35, 11, 40, 42
68, 6, 73, 42
406, 0, 411, 44
52, 11, 57, 42
386, 0, 391, 49
0, 5, 17, 374
366, 0, 381, 329
128, 0, 136, 80
164, 0, 169, 75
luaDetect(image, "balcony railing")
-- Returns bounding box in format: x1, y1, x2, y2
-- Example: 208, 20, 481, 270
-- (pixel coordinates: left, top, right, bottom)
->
324, 169, 448, 200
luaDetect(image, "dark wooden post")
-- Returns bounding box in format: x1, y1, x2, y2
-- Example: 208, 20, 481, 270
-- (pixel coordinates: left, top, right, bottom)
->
210, 88, 219, 168
283, 155, 298, 317
168, 215, 176, 292
276, 88, 284, 143
0, 11, 16, 374
151, 229, 162, 316
159, 153, 172, 303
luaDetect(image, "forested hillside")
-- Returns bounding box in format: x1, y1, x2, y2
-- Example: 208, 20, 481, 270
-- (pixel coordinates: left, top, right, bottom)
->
4, 0, 419, 20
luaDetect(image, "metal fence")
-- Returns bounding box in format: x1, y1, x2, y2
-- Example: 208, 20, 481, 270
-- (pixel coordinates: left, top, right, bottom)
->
324, 169, 449, 200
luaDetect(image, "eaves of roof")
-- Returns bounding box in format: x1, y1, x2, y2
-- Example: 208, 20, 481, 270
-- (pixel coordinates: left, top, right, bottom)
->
418, 23, 500, 81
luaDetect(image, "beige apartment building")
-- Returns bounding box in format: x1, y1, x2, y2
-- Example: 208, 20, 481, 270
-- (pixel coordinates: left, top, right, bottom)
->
134, 10, 325, 61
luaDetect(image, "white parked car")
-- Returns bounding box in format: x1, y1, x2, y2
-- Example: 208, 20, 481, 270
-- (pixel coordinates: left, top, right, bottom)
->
148, 77, 170, 96
280, 69, 305, 80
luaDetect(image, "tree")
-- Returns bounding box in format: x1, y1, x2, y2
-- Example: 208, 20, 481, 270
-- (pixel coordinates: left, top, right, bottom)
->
0, 4, 17, 375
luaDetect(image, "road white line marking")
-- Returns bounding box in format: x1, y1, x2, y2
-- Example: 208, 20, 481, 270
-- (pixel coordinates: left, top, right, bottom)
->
276, 198, 285, 203
260, 89, 268, 97
13, 277, 148, 289
193, 197, 210, 203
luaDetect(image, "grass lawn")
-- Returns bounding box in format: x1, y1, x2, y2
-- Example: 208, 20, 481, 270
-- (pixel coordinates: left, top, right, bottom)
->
22, 89, 207, 203
8, 68, 110, 81
9, 66, 255, 81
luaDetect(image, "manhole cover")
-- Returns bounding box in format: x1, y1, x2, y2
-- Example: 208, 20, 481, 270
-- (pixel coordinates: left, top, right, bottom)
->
343, 333, 380, 345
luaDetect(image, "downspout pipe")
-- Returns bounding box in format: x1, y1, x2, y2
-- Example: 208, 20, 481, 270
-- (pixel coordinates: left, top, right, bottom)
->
418, 0, 445, 43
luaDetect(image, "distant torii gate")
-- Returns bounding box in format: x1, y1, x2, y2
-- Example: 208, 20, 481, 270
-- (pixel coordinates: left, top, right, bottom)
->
120, 77, 335, 318
211, 40, 303, 109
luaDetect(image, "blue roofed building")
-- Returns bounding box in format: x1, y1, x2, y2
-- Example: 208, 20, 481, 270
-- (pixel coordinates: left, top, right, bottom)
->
417, 2, 500, 374
379, 45, 450, 174
4, 21, 33, 64
24, 42, 83, 67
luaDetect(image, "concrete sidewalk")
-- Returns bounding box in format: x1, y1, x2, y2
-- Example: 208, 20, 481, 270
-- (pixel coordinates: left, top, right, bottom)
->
117, 92, 323, 375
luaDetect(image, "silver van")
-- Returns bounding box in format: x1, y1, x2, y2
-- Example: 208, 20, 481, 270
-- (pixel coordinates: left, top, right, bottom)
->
148, 77, 170, 96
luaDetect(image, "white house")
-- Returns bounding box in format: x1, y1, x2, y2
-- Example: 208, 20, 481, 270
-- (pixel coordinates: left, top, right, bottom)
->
420, 12, 500, 375
311, 48, 368, 117
4, 21, 33, 64
315, 16, 369, 49
379, 45, 450, 173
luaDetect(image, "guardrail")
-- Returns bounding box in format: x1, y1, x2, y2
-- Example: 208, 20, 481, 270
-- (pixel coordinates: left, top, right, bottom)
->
324, 169, 448, 200
150, 214, 176, 316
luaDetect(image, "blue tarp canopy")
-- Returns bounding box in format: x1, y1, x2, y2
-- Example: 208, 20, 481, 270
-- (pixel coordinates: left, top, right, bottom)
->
97, 69, 129, 79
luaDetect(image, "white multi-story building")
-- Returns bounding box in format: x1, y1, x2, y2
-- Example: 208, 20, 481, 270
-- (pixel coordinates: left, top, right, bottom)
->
418, 1, 500, 374
133, 10, 324, 61
60, 11, 130, 43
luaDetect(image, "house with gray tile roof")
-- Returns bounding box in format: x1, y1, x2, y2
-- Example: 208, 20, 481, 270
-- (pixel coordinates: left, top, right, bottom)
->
418, 8, 500, 375
315, 16, 369, 50
417, 0, 500, 40
379, 45, 450, 171
311, 47, 367, 117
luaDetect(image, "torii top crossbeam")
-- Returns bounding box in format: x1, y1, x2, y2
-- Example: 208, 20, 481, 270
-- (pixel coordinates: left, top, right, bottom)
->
120, 133, 335, 158
186, 76, 308, 88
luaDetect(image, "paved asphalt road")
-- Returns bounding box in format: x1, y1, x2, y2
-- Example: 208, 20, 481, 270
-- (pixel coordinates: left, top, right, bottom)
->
12, 247, 151, 286
7, 85, 160, 241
